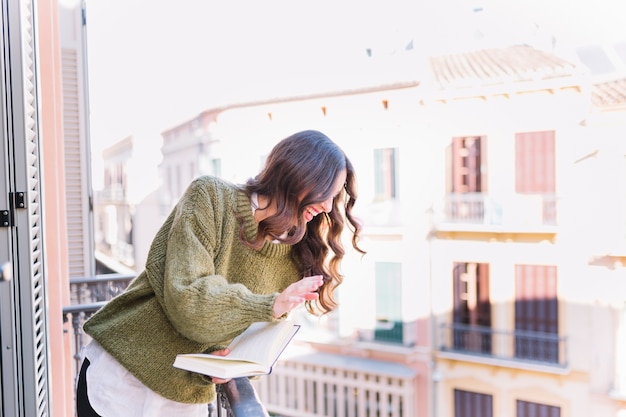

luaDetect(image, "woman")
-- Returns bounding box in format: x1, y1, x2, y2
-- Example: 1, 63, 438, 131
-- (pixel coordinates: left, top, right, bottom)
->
76, 129, 365, 416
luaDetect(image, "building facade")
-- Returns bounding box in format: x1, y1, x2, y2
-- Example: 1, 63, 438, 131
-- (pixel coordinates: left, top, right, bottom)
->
142, 45, 626, 416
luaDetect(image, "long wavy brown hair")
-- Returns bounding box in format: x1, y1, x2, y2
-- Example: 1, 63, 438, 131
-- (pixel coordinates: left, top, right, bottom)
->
241, 130, 365, 315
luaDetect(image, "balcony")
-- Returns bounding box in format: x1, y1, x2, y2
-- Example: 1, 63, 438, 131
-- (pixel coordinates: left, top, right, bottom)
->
63, 275, 417, 416
254, 352, 417, 417
433, 193, 558, 233
96, 185, 127, 203
355, 320, 418, 347
437, 323, 568, 372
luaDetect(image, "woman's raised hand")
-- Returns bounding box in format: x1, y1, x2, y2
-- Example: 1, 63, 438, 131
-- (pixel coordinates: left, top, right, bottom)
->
273, 275, 324, 318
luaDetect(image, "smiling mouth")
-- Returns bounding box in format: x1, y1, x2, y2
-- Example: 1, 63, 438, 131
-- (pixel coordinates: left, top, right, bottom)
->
305, 208, 318, 220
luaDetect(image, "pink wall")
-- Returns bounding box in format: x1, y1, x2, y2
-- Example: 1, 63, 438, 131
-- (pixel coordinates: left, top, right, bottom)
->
37, 0, 75, 415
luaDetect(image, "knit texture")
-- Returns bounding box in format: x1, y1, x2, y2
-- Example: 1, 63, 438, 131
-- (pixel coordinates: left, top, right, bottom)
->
84, 176, 300, 404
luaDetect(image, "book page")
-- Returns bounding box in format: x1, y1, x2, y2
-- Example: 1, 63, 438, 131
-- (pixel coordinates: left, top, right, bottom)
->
225, 321, 298, 365
174, 355, 270, 379
173, 321, 300, 378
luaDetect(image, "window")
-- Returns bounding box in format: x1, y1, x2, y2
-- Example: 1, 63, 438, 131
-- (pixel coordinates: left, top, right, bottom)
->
374, 148, 398, 200
517, 400, 560, 417
452, 262, 491, 353
515, 131, 556, 224
515, 265, 559, 363
374, 262, 403, 343
515, 131, 555, 194
454, 389, 493, 417
211, 158, 222, 177
446, 136, 486, 222
450, 136, 484, 193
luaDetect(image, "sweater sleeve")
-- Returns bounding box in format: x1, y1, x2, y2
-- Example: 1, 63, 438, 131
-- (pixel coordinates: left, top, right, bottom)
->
152, 178, 279, 345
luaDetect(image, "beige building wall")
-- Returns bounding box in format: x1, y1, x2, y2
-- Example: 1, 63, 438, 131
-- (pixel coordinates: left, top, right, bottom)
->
424, 68, 626, 417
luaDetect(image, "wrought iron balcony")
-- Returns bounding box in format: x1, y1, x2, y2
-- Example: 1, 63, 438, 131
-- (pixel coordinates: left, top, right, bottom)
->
63, 274, 269, 416
438, 322, 568, 369
433, 193, 558, 232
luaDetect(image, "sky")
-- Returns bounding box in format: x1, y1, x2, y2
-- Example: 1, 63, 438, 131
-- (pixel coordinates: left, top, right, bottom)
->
82, 0, 625, 158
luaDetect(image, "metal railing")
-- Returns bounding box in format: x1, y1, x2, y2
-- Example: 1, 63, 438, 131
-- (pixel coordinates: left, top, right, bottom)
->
438, 322, 568, 368
435, 193, 558, 229
69, 273, 135, 304
254, 353, 416, 417
63, 274, 269, 417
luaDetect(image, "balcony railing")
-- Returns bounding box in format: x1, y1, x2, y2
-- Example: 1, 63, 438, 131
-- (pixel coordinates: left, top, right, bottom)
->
254, 352, 416, 417
438, 323, 568, 369
374, 320, 404, 344
63, 274, 268, 417
434, 193, 557, 231
69, 273, 135, 305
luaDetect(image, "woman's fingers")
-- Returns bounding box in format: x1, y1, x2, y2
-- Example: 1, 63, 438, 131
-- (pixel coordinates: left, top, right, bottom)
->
291, 275, 323, 294
210, 348, 230, 357
272, 275, 324, 318
211, 377, 231, 384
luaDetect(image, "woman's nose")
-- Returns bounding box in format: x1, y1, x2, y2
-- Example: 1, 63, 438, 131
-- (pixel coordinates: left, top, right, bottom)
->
320, 197, 333, 213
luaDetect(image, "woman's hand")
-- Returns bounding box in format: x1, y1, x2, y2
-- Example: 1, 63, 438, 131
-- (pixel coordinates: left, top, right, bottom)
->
208, 348, 231, 384
273, 275, 324, 318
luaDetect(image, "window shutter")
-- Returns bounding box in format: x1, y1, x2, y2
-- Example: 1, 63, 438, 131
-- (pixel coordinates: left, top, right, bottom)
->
60, 1, 95, 278
1, 0, 51, 415
515, 264, 559, 363
454, 389, 493, 417
515, 131, 556, 193
517, 399, 561, 417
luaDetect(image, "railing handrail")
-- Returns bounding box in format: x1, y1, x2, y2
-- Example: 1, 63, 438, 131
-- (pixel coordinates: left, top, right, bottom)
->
220, 378, 270, 417
440, 322, 566, 342
69, 273, 135, 285
438, 321, 568, 368
62, 301, 107, 316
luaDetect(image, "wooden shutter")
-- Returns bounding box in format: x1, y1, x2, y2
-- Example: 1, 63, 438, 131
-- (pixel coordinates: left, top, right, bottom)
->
517, 399, 560, 417
60, 1, 95, 278
515, 131, 555, 193
453, 262, 491, 326
0, 0, 51, 415
515, 265, 559, 363
451, 136, 484, 193
453, 262, 491, 352
454, 389, 493, 417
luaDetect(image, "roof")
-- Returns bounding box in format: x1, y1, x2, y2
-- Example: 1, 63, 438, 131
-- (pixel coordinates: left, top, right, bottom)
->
591, 77, 626, 108
428, 45, 579, 90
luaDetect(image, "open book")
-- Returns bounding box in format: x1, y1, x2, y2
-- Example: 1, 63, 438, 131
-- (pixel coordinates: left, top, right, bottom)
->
173, 320, 300, 379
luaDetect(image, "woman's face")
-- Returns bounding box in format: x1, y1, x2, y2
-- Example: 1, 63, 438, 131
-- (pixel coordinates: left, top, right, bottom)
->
303, 169, 347, 223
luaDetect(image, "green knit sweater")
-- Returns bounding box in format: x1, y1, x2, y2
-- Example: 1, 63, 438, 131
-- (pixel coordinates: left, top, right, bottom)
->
84, 176, 300, 404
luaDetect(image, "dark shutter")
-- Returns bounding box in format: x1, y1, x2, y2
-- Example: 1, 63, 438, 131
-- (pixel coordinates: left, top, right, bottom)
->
452, 262, 491, 353
515, 265, 559, 363
517, 399, 561, 417
454, 389, 493, 417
